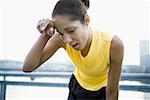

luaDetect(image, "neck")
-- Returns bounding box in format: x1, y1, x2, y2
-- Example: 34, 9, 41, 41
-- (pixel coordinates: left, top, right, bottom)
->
81, 27, 93, 57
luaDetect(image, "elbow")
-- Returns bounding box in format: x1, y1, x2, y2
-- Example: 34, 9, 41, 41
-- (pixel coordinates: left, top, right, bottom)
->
22, 68, 33, 73
22, 60, 41, 73
22, 64, 35, 73
22, 67, 33, 73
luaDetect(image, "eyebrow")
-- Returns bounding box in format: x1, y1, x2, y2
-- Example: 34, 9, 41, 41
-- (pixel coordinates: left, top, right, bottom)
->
56, 26, 76, 35
64, 26, 75, 31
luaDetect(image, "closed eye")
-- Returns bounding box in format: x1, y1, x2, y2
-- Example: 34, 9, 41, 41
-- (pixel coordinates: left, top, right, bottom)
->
67, 28, 76, 33
68, 30, 74, 33
65, 27, 76, 34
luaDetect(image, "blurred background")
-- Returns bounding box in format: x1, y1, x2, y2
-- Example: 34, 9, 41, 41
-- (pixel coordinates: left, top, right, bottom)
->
0, 0, 150, 100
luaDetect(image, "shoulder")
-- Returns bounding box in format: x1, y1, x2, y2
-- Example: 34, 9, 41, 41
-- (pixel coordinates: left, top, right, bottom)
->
111, 35, 124, 50
110, 35, 124, 64
94, 29, 115, 42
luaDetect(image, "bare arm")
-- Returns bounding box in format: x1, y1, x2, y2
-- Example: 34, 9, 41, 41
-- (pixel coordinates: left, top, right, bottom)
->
106, 35, 124, 100
39, 32, 65, 65
22, 19, 65, 72
22, 33, 64, 72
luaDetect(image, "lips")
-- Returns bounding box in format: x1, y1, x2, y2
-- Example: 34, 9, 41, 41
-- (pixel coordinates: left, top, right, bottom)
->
72, 43, 78, 47
73, 43, 79, 50
71, 42, 79, 50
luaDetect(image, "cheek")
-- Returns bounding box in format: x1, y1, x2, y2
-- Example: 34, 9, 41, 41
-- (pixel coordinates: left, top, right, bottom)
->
77, 33, 86, 46
74, 31, 83, 41
73, 28, 87, 43
75, 29, 85, 38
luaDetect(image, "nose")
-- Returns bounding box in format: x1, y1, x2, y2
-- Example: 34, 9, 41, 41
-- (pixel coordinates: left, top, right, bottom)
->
63, 34, 72, 44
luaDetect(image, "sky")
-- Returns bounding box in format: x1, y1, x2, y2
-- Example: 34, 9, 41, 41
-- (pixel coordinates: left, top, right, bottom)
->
0, 0, 150, 65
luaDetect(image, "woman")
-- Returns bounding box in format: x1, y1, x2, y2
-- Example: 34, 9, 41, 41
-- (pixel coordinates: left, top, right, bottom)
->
23, 0, 124, 99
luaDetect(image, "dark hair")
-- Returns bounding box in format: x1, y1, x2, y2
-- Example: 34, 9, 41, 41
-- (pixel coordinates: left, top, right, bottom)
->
52, 0, 90, 21
81, 0, 90, 8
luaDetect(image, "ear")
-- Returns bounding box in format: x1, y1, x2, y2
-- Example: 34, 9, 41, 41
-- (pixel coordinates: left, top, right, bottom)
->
83, 14, 90, 26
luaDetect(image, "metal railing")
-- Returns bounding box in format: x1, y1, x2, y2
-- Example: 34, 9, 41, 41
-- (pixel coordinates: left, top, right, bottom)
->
0, 71, 150, 100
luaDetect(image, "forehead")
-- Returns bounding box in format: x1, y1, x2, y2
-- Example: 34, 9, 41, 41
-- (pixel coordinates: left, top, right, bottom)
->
53, 15, 81, 29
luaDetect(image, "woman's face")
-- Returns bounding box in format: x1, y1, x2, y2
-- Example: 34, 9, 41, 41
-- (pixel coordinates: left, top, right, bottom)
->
53, 15, 90, 51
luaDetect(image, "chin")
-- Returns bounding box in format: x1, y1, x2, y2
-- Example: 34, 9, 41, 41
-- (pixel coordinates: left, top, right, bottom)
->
74, 47, 81, 51
79, 46, 84, 51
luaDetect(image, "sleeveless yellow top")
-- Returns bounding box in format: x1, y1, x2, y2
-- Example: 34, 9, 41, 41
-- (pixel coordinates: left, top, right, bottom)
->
66, 30, 115, 91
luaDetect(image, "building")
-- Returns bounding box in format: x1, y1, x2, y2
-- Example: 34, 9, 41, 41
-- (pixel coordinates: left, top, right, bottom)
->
139, 40, 150, 72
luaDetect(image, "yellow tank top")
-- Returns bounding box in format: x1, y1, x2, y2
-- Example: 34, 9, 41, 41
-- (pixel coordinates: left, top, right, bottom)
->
66, 30, 115, 91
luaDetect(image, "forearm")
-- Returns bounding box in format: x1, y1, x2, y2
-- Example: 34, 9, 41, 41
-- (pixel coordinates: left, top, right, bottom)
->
23, 35, 50, 72
106, 87, 118, 100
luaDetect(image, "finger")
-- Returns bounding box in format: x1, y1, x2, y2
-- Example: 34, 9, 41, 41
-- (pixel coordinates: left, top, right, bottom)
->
43, 19, 51, 29
41, 32, 46, 37
37, 20, 46, 33
37, 20, 42, 30
49, 20, 54, 27
40, 19, 49, 31
47, 27, 55, 36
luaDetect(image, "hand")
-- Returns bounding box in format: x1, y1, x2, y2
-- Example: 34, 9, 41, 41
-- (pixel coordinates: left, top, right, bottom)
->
37, 18, 55, 37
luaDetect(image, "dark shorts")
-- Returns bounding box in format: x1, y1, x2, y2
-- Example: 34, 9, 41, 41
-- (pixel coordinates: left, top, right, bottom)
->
68, 74, 106, 100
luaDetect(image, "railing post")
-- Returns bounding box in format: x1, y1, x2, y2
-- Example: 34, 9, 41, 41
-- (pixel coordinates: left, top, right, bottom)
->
1, 76, 6, 100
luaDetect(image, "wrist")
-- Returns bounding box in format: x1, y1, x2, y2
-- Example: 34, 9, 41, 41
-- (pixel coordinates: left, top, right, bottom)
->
39, 34, 51, 42
40, 33, 51, 39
